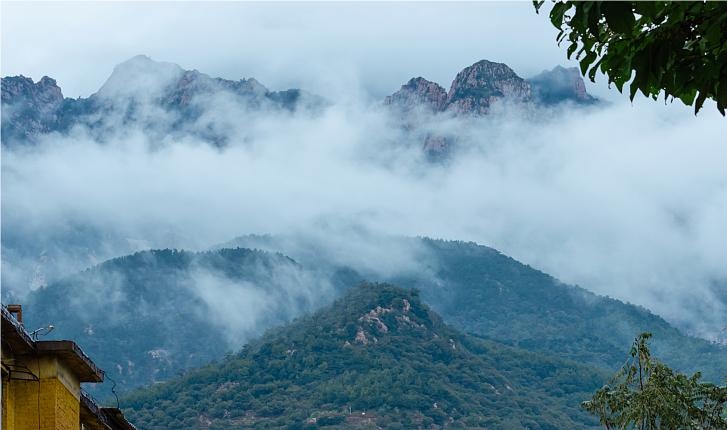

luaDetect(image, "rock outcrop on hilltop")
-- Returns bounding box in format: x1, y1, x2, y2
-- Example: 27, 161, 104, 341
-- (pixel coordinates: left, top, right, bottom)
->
120, 282, 606, 429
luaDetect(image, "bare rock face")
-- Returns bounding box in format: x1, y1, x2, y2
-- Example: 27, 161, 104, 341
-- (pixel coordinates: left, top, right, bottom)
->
528, 66, 597, 106
385, 60, 534, 117
383, 60, 536, 157
384, 60, 599, 117
1, 75, 64, 107
1, 75, 65, 141
445, 60, 532, 115
383, 60, 599, 158
384, 77, 448, 112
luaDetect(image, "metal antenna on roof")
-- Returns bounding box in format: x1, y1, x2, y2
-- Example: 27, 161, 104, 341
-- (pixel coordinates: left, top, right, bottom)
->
29, 324, 54, 340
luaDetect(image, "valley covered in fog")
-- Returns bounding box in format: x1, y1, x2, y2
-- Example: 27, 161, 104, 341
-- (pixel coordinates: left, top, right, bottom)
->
3, 53, 727, 343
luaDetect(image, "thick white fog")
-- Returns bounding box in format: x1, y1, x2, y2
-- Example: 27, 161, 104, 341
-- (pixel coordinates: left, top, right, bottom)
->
2, 72, 726, 342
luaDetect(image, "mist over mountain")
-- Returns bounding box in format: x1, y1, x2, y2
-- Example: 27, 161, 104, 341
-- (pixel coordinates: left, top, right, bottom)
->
4, 2, 727, 428
22, 247, 349, 394
2, 56, 593, 150
3, 55, 727, 348
1, 55, 323, 147
382, 59, 600, 156
21, 235, 725, 404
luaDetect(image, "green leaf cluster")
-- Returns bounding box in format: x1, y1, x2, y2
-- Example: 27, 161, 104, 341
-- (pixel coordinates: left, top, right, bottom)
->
535, 1, 727, 114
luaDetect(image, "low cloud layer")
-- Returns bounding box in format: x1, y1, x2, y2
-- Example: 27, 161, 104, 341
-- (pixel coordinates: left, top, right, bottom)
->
2, 72, 726, 342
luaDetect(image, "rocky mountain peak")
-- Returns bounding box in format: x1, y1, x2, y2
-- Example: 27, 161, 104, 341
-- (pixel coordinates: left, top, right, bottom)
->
528, 65, 597, 105
445, 59, 532, 114
95, 54, 184, 99
1, 75, 64, 106
1, 55, 321, 146
384, 60, 601, 119
1, 75, 66, 142
384, 76, 447, 112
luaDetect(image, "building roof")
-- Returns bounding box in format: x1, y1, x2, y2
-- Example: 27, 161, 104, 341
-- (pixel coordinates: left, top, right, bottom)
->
3, 304, 136, 430
1, 305, 104, 382
1, 305, 35, 355
81, 390, 138, 430
81, 390, 113, 430
101, 408, 139, 430
36, 340, 105, 383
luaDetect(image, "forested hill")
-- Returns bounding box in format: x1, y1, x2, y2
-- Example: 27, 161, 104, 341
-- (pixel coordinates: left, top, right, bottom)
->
223, 235, 727, 382
21, 237, 725, 400
24, 237, 727, 398
23, 247, 352, 393
409, 239, 726, 381
121, 283, 606, 429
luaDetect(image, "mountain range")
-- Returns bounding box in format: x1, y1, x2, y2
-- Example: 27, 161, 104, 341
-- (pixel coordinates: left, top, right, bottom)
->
1, 55, 323, 146
5, 56, 723, 428
384, 60, 596, 116
20, 236, 726, 403
1, 55, 597, 149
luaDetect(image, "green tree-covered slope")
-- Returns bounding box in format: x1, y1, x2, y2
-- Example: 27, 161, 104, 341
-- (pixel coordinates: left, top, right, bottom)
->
224, 236, 727, 382
408, 239, 726, 382
22, 248, 345, 394
122, 283, 606, 429
22, 237, 725, 400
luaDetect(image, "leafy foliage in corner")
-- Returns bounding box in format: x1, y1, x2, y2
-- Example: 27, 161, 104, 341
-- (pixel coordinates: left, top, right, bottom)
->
583, 332, 727, 429
534, 1, 727, 114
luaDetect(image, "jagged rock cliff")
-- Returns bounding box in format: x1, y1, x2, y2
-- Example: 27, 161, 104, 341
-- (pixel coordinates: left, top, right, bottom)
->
383, 59, 599, 157
1, 75, 66, 141
385, 59, 597, 116
384, 77, 448, 113
445, 60, 532, 114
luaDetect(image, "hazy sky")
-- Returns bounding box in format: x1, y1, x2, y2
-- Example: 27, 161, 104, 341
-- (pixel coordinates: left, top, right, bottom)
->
1, 1, 591, 99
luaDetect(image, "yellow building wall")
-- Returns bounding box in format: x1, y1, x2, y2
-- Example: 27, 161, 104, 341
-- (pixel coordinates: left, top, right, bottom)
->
2, 356, 81, 430
2, 369, 16, 430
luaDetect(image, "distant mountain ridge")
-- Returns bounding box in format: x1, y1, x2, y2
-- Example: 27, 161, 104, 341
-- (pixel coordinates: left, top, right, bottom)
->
384, 60, 597, 115
2, 56, 597, 148
1, 55, 322, 146
383, 60, 599, 156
